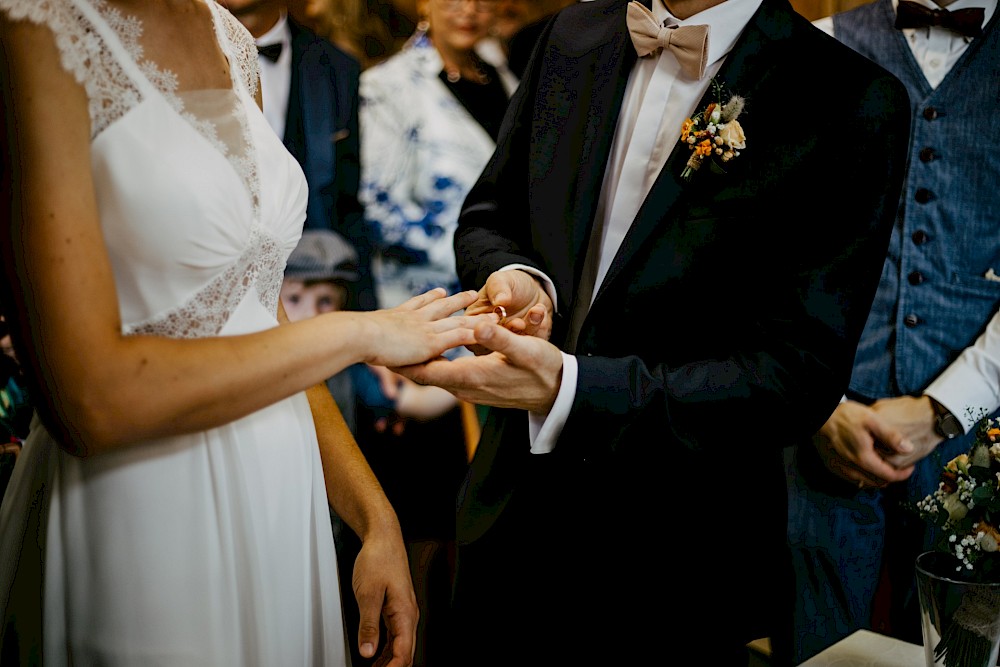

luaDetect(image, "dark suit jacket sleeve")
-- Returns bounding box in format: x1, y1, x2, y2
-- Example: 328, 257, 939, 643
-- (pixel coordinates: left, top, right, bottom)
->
455, 7, 911, 462
332, 55, 376, 311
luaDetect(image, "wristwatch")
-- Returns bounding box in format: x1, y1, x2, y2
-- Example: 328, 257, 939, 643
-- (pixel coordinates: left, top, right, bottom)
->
929, 397, 963, 440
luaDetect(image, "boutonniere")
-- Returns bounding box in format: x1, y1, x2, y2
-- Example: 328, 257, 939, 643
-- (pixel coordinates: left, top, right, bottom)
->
679, 80, 747, 182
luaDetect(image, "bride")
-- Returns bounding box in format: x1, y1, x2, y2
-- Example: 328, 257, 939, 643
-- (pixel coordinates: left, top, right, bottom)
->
0, 0, 492, 664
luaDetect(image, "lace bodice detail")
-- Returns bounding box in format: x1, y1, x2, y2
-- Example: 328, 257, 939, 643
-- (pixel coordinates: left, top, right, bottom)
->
10, 0, 262, 215
123, 225, 285, 338
0, 0, 259, 139
216, 6, 260, 101
1, 0, 306, 340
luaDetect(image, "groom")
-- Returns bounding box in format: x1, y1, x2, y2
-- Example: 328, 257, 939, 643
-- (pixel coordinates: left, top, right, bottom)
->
399, 0, 911, 663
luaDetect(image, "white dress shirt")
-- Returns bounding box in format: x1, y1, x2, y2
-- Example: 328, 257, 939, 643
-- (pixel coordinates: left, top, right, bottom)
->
817, 0, 1000, 431
256, 13, 293, 139
522, 0, 763, 454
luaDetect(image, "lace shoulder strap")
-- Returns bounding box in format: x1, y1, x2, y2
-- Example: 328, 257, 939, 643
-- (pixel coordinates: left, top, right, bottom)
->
209, 2, 260, 102
0, 0, 143, 139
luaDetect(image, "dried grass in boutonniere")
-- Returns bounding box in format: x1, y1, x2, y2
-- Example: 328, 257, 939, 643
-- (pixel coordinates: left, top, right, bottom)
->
679, 79, 746, 182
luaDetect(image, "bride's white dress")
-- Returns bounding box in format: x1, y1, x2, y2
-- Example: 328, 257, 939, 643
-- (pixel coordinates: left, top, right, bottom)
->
0, 1, 348, 664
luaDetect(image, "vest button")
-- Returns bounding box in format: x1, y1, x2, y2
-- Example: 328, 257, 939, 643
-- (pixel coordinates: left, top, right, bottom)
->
919, 147, 937, 162
904, 314, 921, 327
923, 107, 939, 121
912, 230, 929, 245
915, 188, 934, 203
908, 271, 925, 285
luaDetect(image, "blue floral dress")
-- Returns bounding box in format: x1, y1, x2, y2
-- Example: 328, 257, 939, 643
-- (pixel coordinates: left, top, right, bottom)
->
359, 33, 516, 311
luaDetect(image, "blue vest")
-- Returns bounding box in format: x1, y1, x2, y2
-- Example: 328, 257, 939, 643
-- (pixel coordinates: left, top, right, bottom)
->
834, 0, 1000, 399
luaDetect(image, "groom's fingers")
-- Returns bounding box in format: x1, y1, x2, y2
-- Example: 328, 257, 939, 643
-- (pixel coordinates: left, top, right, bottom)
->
473, 321, 536, 364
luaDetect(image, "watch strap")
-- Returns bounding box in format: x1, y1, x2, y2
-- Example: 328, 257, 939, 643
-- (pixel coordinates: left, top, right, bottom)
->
928, 397, 963, 439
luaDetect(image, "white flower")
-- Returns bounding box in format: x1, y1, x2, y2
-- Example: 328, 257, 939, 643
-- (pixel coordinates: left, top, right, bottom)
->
717, 120, 746, 150
943, 493, 969, 521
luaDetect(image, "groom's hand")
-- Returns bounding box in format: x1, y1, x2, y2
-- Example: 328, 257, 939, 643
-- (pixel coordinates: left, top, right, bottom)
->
464, 270, 553, 351
396, 321, 562, 414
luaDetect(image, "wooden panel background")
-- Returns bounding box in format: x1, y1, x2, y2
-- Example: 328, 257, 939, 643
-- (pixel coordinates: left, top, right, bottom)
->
790, 0, 874, 21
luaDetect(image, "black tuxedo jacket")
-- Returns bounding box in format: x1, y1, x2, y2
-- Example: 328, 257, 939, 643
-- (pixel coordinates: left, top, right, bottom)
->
450, 0, 910, 662
283, 20, 374, 311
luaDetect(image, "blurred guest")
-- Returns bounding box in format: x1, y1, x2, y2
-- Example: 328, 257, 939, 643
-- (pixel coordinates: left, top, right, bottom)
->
221, 0, 376, 312
0, 314, 29, 504
357, 0, 516, 663
294, 0, 420, 68
784, 0, 1000, 660
490, 0, 576, 78
281, 230, 366, 433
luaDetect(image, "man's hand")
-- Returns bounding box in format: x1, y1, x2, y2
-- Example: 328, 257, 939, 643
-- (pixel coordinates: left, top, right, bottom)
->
352, 528, 418, 667
396, 321, 563, 414
464, 270, 553, 349
871, 395, 944, 469
813, 400, 916, 489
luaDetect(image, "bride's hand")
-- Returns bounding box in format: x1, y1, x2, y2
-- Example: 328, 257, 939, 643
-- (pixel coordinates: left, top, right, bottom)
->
359, 288, 497, 369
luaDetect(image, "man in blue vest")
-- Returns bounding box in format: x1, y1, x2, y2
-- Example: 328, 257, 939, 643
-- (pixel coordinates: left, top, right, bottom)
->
784, 0, 1000, 660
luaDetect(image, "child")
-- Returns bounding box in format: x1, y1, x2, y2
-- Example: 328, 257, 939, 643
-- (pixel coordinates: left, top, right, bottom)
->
280, 228, 376, 435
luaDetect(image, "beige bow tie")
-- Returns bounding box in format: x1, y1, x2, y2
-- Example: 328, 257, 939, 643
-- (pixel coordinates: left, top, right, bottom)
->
626, 1, 710, 80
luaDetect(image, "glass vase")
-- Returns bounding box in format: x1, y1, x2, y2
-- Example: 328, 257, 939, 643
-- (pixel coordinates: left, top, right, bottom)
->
916, 551, 1000, 667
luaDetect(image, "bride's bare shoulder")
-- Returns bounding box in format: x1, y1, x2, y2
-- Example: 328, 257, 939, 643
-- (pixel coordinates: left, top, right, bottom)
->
0, 10, 89, 128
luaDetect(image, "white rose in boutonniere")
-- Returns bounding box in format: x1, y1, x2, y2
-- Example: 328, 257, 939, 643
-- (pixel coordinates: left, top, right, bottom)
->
717, 119, 746, 151
679, 79, 747, 182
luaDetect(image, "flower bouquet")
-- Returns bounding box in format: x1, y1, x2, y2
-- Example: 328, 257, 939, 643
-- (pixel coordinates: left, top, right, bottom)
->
915, 413, 1000, 667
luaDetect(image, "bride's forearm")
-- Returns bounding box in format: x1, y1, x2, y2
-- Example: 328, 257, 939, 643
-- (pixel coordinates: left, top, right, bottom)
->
29, 311, 374, 456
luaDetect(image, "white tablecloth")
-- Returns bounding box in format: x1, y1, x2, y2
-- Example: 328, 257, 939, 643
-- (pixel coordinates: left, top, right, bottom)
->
797, 629, 925, 666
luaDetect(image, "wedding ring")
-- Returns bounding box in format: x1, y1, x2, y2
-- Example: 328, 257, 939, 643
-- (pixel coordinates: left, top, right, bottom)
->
493, 305, 507, 325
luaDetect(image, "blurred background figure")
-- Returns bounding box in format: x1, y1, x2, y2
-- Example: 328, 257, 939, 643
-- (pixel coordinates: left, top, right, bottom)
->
0, 313, 29, 503
222, 0, 376, 312
291, 0, 421, 68
489, 0, 575, 78
280, 230, 365, 434
355, 0, 516, 663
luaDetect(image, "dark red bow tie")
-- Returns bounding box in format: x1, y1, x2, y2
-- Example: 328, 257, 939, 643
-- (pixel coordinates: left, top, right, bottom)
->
895, 0, 985, 37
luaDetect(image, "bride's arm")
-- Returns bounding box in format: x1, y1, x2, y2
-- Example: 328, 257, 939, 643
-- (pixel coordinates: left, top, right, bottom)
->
0, 17, 482, 458
300, 351, 417, 662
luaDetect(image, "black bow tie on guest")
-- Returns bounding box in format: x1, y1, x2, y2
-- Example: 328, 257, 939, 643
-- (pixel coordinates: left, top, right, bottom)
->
257, 42, 283, 63
895, 0, 985, 37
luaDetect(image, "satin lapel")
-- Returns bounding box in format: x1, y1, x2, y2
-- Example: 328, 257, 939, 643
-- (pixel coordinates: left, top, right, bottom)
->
541, 0, 637, 308
592, 0, 798, 302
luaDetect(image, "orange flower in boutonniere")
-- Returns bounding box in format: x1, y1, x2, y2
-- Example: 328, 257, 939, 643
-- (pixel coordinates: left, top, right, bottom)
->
679, 79, 747, 182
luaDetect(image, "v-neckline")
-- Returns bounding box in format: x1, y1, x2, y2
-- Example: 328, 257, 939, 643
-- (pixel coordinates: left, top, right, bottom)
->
79, 0, 262, 218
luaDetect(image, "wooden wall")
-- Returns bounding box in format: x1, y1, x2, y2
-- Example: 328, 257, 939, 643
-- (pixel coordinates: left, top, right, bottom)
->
789, 0, 873, 21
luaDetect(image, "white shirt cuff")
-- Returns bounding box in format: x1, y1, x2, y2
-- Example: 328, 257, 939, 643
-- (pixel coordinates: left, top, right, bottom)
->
925, 310, 1000, 432
528, 351, 577, 454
